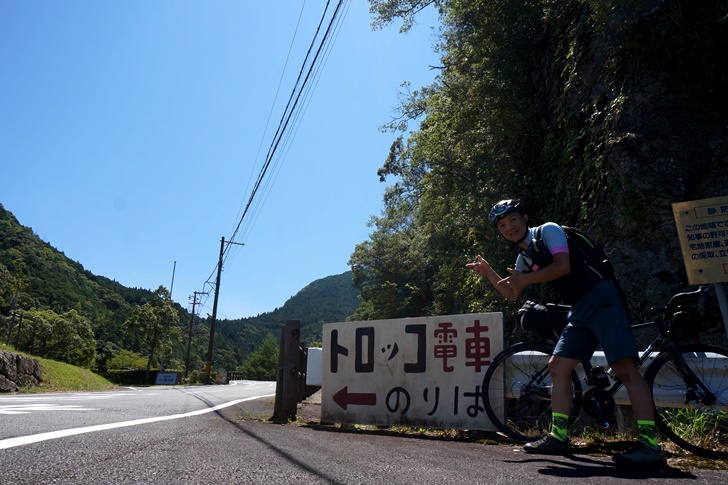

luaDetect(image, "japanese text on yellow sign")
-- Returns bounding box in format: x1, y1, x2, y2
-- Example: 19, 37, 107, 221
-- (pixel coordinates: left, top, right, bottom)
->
672, 196, 728, 285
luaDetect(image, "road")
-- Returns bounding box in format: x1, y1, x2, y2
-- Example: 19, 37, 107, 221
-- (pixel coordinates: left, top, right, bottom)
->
0, 382, 725, 484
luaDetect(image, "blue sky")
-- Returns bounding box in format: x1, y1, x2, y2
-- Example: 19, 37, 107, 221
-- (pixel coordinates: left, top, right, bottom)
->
1, 1, 440, 319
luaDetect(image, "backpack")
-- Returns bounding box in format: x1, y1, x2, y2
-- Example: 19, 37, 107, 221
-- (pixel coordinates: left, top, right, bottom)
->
561, 226, 616, 281
527, 225, 615, 281
525, 225, 629, 309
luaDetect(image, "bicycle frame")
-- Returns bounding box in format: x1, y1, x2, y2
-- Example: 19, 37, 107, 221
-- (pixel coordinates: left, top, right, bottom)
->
578, 307, 717, 426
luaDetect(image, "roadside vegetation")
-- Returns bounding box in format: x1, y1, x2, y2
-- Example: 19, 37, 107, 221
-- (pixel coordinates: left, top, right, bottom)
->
308, 420, 728, 471
1, 342, 115, 393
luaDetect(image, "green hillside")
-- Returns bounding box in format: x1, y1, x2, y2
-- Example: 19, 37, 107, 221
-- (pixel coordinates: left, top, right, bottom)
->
217, 273, 360, 352
0, 205, 157, 354
0, 203, 359, 380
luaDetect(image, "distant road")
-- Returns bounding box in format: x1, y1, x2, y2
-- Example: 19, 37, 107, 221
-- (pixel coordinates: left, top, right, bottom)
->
0, 382, 725, 484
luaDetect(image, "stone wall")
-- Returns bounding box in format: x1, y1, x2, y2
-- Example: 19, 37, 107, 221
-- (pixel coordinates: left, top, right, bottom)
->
0, 350, 42, 392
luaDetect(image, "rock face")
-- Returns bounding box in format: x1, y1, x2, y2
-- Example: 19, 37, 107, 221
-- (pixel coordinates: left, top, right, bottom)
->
0, 350, 42, 392
529, 2, 728, 330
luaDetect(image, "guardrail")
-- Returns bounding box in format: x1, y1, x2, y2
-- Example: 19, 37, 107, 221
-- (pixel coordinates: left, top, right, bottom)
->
226, 371, 245, 381
309, 347, 728, 406
508, 350, 728, 406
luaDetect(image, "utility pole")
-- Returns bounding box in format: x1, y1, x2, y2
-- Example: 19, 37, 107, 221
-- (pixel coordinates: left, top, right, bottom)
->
5, 295, 17, 344
204, 236, 244, 385
185, 290, 206, 379
170, 261, 177, 298
160, 260, 177, 372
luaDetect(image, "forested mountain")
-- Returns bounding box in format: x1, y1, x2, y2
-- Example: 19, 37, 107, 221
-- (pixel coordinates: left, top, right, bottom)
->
353, 0, 728, 341
0, 203, 359, 375
0, 205, 158, 356
216, 273, 360, 353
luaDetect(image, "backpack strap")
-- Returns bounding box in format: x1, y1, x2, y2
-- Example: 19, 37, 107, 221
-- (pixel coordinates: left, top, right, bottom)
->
524, 226, 554, 270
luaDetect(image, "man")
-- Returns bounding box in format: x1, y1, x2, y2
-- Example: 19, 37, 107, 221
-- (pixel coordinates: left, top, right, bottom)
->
466, 199, 664, 465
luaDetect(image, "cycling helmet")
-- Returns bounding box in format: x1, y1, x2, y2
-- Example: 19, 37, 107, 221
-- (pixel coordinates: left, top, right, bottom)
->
488, 199, 524, 227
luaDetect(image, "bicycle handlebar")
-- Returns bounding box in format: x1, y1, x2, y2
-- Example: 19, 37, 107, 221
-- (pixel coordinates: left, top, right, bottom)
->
539, 286, 709, 325
670, 285, 709, 302
545, 302, 571, 312
649, 285, 709, 316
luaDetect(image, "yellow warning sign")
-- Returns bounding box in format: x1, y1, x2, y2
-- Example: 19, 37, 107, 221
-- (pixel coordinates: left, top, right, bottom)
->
672, 196, 728, 285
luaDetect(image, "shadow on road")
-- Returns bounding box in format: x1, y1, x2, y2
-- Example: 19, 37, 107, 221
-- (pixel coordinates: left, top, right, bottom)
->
175, 387, 345, 485
507, 454, 697, 480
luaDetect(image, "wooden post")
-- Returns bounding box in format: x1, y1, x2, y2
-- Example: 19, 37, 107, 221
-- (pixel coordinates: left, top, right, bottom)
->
298, 343, 307, 402
272, 325, 286, 420
281, 320, 301, 419
272, 320, 301, 422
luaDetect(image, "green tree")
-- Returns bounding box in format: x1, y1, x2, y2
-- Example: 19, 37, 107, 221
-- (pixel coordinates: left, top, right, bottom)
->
106, 349, 148, 370
16, 308, 96, 367
353, 0, 544, 319
356, 0, 728, 325
240, 335, 279, 381
369, 0, 439, 33
123, 286, 180, 377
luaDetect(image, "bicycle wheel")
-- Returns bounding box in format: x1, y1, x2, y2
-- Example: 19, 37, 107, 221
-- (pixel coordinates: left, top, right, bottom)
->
482, 341, 583, 441
644, 343, 728, 459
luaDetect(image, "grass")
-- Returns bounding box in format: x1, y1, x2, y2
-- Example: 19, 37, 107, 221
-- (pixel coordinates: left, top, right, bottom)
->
1, 343, 117, 393
658, 407, 728, 450
573, 434, 728, 471
560, 420, 728, 471
28, 357, 117, 393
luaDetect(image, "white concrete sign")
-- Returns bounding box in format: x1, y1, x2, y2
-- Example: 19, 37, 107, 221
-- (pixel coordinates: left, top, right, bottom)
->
321, 313, 503, 430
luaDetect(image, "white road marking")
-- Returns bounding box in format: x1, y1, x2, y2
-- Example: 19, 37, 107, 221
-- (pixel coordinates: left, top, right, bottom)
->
0, 404, 97, 415
0, 393, 275, 450
0, 392, 135, 403
178, 383, 275, 395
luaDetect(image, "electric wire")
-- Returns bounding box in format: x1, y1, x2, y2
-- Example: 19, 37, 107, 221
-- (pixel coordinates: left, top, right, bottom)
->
229, 0, 339, 248
196, 0, 349, 315
198, 1, 314, 296
233, 1, 309, 241
199, 1, 338, 306
222, 0, 334, 272
221, 0, 347, 272
239, 1, 351, 249
234, 0, 350, 250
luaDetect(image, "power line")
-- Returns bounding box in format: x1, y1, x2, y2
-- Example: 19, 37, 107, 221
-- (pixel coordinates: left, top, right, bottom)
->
228, 0, 348, 250
240, 0, 352, 248
193, 0, 350, 338
233, 0, 310, 240
199, 0, 349, 296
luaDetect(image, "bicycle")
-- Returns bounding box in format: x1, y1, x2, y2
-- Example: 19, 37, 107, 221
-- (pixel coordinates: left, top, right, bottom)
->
481, 286, 728, 459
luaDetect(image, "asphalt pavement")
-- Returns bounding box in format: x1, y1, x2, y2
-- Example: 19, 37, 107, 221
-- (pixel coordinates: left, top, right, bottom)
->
1, 386, 725, 484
